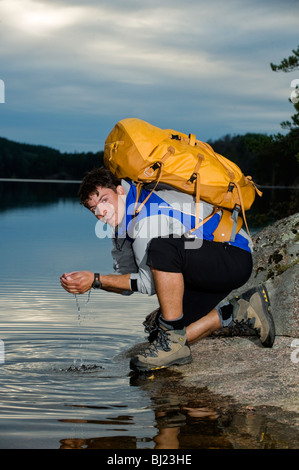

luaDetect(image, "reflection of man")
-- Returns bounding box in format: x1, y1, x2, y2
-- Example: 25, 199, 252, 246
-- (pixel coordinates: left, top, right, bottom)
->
60, 167, 275, 372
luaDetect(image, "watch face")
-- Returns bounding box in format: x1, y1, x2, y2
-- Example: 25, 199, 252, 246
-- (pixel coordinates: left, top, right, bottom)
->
93, 273, 101, 288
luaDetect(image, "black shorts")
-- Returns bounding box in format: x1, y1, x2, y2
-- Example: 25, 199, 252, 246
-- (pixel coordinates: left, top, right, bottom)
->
147, 236, 253, 326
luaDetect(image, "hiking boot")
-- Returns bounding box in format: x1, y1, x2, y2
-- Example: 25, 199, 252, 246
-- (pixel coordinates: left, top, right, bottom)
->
130, 322, 192, 372
143, 308, 160, 342
229, 285, 275, 348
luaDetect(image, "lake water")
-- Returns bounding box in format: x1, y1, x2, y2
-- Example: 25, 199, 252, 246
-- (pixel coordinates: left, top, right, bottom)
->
0, 181, 298, 451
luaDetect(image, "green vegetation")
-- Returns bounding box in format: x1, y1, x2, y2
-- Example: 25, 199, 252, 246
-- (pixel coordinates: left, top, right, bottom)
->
210, 130, 299, 187
270, 44, 299, 73
0, 137, 104, 180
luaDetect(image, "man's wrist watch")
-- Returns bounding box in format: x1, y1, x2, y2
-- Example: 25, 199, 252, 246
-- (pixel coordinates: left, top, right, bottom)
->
92, 273, 102, 289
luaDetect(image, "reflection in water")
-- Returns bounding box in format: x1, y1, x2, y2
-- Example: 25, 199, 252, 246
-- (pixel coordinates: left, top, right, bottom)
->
0, 180, 79, 213
60, 435, 140, 450
53, 369, 299, 450
57, 392, 229, 450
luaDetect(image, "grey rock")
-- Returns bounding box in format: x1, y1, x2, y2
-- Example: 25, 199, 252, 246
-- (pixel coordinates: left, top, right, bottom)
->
229, 212, 299, 337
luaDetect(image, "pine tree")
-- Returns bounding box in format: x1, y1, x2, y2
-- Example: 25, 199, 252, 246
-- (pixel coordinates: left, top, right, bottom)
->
271, 45, 299, 130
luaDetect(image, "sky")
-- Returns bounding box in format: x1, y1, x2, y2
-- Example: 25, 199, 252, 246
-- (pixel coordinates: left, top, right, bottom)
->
0, 0, 298, 153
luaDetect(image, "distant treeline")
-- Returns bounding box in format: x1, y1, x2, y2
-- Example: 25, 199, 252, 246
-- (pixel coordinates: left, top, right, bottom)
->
0, 137, 104, 181
209, 129, 299, 187
0, 128, 299, 186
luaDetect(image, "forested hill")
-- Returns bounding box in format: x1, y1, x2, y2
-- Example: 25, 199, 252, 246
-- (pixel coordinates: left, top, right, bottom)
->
0, 129, 298, 186
0, 137, 104, 180
209, 130, 299, 187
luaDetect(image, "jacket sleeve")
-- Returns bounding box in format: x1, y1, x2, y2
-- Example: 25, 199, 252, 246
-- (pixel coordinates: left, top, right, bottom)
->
111, 238, 138, 274
111, 238, 138, 295
129, 236, 156, 295
129, 213, 185, 295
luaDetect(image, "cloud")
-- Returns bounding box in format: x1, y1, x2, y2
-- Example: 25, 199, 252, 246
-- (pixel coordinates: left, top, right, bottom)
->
0, 0, 298, 151
1, 0, 84, 35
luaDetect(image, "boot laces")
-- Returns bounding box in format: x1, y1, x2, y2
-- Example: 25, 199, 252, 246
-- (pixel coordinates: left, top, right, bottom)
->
230, 318, 260, 336
143, 326, 171, 357
143, 319, 158, 335
143, 311, 159, 334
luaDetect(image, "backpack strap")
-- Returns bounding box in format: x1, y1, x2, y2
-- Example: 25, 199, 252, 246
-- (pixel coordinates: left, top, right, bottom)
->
212, 207, 243, 242
183, 153, 205, 232
133, 182, 143, 216
143, 146, 175, 178
134, 147, 175, 216
185, 206, 220, 238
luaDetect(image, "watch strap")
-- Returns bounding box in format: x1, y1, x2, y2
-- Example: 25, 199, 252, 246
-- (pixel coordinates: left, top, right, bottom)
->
92, 273, 102, 289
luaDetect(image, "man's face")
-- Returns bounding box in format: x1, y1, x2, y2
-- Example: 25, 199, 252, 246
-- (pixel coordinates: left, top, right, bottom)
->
86, 185, 126, 228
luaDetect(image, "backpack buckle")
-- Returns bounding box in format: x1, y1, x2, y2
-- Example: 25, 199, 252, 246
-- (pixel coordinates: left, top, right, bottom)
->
144, 161, 162, 177
188, 172, 198, 184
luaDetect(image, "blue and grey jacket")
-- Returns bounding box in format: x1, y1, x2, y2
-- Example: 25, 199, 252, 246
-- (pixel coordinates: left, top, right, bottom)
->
111, 180, 252, 296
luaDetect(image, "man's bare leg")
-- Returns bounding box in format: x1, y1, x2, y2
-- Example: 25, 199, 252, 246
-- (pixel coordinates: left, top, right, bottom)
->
186, 309, 220, 344
151, 268, 221, 343
151, 269, 184, 320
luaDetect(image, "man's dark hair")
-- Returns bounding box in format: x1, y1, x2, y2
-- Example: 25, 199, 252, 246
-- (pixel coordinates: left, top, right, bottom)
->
78, 166, 121, 206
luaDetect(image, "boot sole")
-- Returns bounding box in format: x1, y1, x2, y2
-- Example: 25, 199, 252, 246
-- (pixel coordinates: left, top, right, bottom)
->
242, 284, 276, 348
130, 354, 193, 373
258, 285, 276, 348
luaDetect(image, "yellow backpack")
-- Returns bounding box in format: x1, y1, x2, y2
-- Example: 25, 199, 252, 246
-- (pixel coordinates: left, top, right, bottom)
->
104, 118, 262, 241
